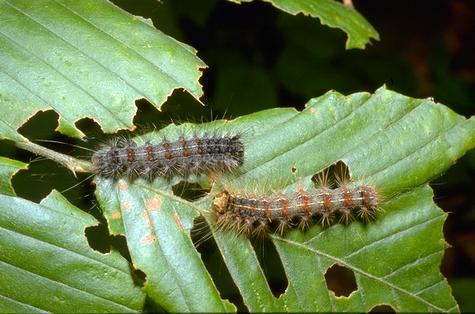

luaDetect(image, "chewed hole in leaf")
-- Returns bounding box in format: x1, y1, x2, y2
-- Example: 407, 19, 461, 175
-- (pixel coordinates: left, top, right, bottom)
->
172, 180, 211, 201
324, 263, 357, 297
311, 160, 351, 189
369, 304, 396, 313
252, 238, 288, 298
193, 226, 247, 312
84, 224, 111, 254
143, 294, 166, 313
13, 158, 92, 206
17, 109, 59, 139
111, 234, 133, 262
132, 267, 147, 288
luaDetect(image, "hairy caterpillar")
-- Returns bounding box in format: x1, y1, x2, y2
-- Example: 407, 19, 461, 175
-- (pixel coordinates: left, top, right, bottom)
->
91, 133, 244, 180
212, 183, 380, 237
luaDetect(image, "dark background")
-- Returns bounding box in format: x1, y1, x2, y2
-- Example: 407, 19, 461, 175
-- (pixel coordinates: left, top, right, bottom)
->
2, 0, 474, 312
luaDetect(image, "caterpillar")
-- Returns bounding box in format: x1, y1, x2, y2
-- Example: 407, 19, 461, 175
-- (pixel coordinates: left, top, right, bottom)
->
212, 183, 379, 237
91, 133, 244, 180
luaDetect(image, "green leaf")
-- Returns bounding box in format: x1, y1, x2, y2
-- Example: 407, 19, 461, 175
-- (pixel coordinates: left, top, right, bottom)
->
95, 176, 235, 313
0, 0, 206, 141
0, 190, 145, 313
0, 157, 26, 196
95, 86, 473, 311
206, 86, 473, 312
229, 0, 379, 49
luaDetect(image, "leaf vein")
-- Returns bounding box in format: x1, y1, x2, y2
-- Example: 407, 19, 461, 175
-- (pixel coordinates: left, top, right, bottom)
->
414, 279, 445, 296
0, 63, 80, 132
0, 225, 130, 276
53, 0, 187, 92
3, 0, 159, 106
365, 119, 465, 179
0, 260, 137, 312
272, 236, 449, 312
0, 293, 49, 313
382, 249, 444, 280
339, 214, 444, 260
0, 3, 130, 127
241, 94, 367, 176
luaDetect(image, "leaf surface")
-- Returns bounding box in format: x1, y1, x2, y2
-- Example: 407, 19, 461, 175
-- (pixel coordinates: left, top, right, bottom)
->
95, 176, 236, 313
95, 87, 473, 312
205, 86, 472, 312
0, 190, 146, 313
0, 0, 205, 140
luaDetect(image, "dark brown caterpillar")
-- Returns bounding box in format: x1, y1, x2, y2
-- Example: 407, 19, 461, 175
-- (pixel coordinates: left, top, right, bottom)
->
91, 134, 244, 180
212, 184, 379, 237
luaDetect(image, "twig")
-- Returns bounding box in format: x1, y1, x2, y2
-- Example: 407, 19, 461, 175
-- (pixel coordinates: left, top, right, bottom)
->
15, 141, 93, 176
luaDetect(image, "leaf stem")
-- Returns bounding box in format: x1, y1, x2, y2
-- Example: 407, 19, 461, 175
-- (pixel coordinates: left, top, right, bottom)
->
15, 141, 93, 175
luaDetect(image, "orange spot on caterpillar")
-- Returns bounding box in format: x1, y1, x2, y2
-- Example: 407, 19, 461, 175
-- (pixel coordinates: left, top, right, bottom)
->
280, 198, 290, 220
146, 198, 161, 211
172, 211, 184, 232
163, 142, 173, 160
301, 193, 311, 216
361, 189, 370, 208
263, 199, 271, 219
142, 235, 157, 244
127, 147, 135, 163
146, 144, 154, 161
179, 136, 191, 158
195, 137, 204, 154
111, 212, 122, 219
323, 192, 333, 212
118, 180, 128, 190
343, 189, 353, 208
310, 107, 317, 114
122, 201, 132, 211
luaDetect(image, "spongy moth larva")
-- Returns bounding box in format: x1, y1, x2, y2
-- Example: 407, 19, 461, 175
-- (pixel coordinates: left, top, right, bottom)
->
91, 133, 244, 180
212, 183, 379, 237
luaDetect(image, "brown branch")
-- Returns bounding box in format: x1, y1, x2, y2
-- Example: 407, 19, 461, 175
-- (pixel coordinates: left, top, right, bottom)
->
15, 141, 93, 175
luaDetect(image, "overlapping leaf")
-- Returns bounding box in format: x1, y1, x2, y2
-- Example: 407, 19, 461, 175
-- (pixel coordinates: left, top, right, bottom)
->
228, 0, 379, 49
95, 86, 474, 311
0, 0, 205, 141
